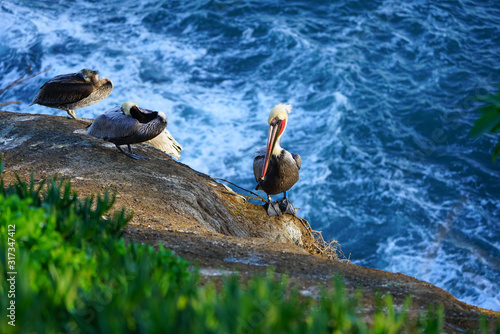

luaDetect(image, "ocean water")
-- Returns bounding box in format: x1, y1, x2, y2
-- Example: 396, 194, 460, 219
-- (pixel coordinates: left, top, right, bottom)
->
1, 0, 499, 311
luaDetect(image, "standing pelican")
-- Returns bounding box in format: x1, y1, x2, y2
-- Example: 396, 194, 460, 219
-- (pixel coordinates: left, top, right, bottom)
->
87, 101, 181, 160
253, 104, 301, 216
31, 68, 113, 119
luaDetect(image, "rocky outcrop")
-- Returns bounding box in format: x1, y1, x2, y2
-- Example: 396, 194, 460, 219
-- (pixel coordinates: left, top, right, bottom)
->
1, 110, 498, 332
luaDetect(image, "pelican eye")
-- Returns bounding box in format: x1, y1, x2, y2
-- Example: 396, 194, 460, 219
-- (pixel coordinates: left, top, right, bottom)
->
270, 118, 280, 126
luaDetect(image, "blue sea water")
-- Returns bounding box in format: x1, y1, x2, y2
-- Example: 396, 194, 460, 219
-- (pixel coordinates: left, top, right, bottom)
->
1, 0, 499, 311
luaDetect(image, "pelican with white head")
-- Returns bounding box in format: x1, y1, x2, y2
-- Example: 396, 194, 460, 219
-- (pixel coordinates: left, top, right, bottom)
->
253, 104, 301, 215
87, 101, 181, 160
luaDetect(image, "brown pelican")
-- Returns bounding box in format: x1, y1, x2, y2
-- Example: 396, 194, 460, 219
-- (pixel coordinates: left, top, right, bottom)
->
30, 68, 113, 119
87, 101, 181, 160
253, 104, 301, 215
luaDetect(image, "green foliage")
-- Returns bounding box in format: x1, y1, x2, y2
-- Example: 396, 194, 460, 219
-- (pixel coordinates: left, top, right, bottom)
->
190, 272, 309, 334
371, 293, 412, 333
479, 315, 500, 334
0, 158, 496, 333
470, 83, 500, 162
0, 161, 191, 333
416, 304, 444, 334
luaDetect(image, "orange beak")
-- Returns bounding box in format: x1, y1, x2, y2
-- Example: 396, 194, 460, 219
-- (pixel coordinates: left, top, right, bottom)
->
260, 118, 286, 180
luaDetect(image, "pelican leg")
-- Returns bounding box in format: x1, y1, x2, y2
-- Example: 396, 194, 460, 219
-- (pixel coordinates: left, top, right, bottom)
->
278, 192, 296, 215
116, 144, 147, 160
66, 109, 78, 120
264, 195, 281, 216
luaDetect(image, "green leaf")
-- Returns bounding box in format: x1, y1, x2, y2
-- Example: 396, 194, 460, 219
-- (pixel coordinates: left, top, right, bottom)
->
491, 122, 500, 133
475, 94, 500, 107
492, 138, 500, 163
477, 103, 499, 114
469, 110, 500, 138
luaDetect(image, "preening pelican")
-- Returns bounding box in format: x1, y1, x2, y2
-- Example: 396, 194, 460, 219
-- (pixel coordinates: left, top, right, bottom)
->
31, 68, 113, 119
253, 104, 301, 215
87, 101, 182, 160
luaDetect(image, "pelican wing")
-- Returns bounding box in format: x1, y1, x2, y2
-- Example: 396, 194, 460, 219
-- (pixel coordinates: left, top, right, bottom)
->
292, 153, 302, 170
87, 112, 141, 140
252, 146, 266, 182
31, 73, 94, 106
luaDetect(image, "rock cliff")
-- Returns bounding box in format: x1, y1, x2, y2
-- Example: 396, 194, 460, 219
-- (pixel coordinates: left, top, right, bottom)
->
1, 110, 498, 332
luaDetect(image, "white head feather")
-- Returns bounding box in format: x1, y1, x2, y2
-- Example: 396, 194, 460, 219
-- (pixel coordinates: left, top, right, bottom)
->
121, 101, 137, 116
268, 103, 292, 123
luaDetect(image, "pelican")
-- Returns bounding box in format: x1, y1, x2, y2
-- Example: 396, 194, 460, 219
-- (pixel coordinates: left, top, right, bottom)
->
87, 101, 182, 160
253, 104, 301, 216
30, 68, 113, 119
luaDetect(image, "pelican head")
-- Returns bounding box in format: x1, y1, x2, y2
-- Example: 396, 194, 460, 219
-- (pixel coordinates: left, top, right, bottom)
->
121, 101, 137, 116
120, 101, 162, 124
78, 68, 99, 83
260, 103, 292, 181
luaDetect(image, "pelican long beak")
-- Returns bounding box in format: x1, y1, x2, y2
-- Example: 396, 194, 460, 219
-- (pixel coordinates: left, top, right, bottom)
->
260, 118, 286, 180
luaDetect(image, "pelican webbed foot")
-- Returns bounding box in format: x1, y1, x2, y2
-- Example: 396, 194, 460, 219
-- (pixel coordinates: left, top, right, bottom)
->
264, 200, 281, 216
278, 196, 296, 215
116, 144, 148, 160
261, 195, 280, 216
